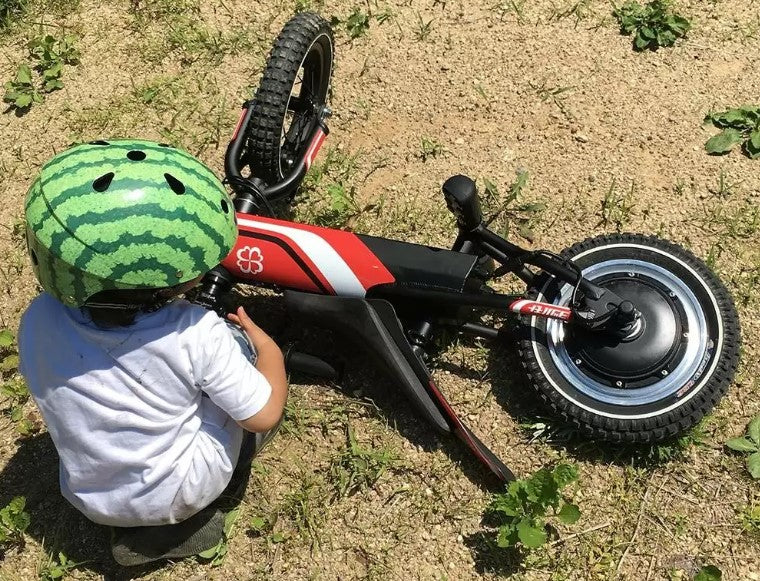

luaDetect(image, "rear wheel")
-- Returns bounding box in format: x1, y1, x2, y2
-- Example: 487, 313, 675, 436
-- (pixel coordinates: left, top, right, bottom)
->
246, 12, 333, 185
518, 233, 740, 443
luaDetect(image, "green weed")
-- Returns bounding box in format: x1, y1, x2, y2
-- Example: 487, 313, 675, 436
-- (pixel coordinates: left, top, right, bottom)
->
548, 0, 593, 27
38, 552, 84, 581
704, 105, 760, 158
0, 496, 30, 558
491, 0, 526, 23
197, 506, 239, 566
0, 329, 37, 436
294, 0, 324, 13
725, 414, 760, 479
0, 0, 29, 31
413, 12, 434, 41
3, 32, 80, 111
694, 566, 722, 581
597, 178, 635, 231
294, 147, 379, 229
278, 472, 328, 544
419, 137, 444, 161
530, 80, 574, 119
613, 0, 691, 51
345, 7, 370, 39
481, 172, 546, 243
329, 425, 397, 498
486, 463, 580, 549
739, 502, 760, 536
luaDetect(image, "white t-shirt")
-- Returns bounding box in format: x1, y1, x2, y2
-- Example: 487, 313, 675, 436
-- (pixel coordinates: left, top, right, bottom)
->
18, 293, 272, 527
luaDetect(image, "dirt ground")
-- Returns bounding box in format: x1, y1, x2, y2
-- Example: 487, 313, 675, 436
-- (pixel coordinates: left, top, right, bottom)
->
1, 0, 759, 579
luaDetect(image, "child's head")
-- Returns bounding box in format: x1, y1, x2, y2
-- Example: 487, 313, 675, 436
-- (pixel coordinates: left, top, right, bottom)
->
24, 139, 238, 324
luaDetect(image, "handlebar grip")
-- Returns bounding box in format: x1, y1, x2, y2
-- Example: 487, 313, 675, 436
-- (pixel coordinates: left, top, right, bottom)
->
285, 350, 340, 380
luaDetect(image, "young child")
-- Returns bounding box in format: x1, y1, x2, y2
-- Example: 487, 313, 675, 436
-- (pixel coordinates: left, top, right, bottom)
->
17, 139, 287, 564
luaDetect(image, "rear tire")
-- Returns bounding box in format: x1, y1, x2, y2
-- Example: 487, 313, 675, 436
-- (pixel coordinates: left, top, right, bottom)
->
518, 233, 740, 443
246, 12, 334, 185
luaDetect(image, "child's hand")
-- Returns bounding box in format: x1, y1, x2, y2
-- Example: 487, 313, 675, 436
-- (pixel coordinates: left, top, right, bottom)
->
227, 307, 277, 350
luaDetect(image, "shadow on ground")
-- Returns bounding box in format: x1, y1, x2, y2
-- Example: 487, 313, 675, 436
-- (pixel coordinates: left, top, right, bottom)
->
0, 433, 170, 580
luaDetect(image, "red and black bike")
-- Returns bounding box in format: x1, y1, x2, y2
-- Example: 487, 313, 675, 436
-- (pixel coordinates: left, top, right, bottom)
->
195, 12, 740, 483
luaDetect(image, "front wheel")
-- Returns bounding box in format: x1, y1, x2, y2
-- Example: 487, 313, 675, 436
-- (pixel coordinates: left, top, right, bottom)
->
246, 12, 334, 185
518, 233, 740, 443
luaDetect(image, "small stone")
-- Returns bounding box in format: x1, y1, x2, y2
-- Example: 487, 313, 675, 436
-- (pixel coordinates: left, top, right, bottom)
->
457, 534, 464, 543
574, 134, 589, 143
455, 137, 464, 145
425, 487, 433, 496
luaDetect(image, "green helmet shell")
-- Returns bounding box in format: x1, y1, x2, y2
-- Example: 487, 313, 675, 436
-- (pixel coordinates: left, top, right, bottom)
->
25, 139, 238, 306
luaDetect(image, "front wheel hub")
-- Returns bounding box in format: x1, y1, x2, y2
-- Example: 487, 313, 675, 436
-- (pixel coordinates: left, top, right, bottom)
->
565, 274, 687, 388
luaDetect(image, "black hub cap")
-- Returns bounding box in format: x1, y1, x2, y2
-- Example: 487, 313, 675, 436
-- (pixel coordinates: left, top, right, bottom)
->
565, 274, 687, 388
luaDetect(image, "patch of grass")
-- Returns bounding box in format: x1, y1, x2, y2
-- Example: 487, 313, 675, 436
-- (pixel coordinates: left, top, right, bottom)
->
69, 73, 234, 155
38, 552, 84, 581
613, 0, 691, 51
597, 177, 635, 232
294, 147, 380, 229
0, 0, 30, 31
481, 172, 546, 243
0, 496, 30, 558
129, 0, 260, 65
278, 472, 329, 545
3, 32, 80, 111
486, 463, 580, 549
329, 425, 397, 498
0, 329, 38, 437
294, 0, 324, 13
704, 105, 760, 158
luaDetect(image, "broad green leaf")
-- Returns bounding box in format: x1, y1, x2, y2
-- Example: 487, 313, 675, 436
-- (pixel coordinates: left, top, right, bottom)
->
14, 93, 32, 108
0, 329, 14, 347
270, 532, 286, 543
249, 516, 267, 531
557, 502, 581, 524
516, 518, 546, 548
726, 437, 758, 452
705, 129, 743, 154
197, 541, 222, 559
16, 64, 32, 85
1, 354, 19, 371
552, 463, 578, 488
495, 523, 517, 547
634, 34, 650, 50
748, 130, 760, 158
694, 564, 722, 581
748, 414, 760, 445
748, 452, 760, 479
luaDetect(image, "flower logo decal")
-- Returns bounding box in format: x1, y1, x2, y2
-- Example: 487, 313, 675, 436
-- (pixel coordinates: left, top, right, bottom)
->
236, 246, 264, 275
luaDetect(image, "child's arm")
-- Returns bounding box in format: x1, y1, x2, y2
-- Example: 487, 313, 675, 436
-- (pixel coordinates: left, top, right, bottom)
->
227, 306, 288, 433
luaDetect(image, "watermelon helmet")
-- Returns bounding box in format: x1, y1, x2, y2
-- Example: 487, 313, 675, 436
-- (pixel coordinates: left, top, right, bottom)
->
25, 139, 238, 307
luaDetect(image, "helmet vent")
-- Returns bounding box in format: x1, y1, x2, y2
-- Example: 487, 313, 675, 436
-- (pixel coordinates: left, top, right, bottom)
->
164, 173, 185, 195
93, 172, 115, 192
127, 150, 146, 161
89, 140, 109, 146
220, 199, 229, 213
